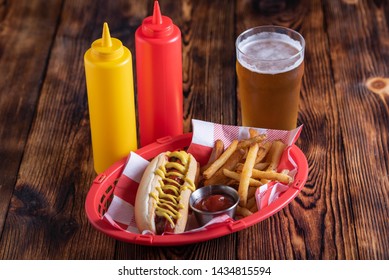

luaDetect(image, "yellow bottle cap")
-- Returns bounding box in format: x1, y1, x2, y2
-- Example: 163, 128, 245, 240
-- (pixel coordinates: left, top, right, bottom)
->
91, 22, 124, 60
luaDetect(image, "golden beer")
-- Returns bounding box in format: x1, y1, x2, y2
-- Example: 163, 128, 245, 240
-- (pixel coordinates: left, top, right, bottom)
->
236, 26, 305, 130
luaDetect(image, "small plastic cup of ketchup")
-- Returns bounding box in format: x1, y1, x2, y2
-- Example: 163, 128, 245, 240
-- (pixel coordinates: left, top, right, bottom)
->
189, 185, 240, 226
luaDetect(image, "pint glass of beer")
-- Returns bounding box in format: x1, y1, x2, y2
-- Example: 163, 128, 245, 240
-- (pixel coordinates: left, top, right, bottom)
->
236, 26, 305, 130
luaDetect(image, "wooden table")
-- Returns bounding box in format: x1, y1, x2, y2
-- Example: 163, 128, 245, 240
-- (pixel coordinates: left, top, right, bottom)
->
0, 0, 388, 260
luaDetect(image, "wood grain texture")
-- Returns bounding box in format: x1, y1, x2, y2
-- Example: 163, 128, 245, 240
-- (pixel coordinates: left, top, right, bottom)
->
323, 0, 389, 259
0, 0, 387, 260
0, 0, 63, 241
181, 0, 237, 130
0, 0, 125, 259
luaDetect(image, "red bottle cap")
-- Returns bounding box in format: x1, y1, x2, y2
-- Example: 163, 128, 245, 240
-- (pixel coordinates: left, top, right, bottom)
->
141, 1, 173, 37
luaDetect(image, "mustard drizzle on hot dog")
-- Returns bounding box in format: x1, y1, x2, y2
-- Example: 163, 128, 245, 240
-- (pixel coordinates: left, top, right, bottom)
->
150, 151, 196, 229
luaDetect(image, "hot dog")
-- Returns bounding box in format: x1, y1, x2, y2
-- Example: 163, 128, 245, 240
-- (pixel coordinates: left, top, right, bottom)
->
135, 150, 199, 234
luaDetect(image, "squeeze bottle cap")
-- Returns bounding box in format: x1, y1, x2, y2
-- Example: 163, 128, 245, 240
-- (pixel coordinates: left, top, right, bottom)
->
141, 1, 174, 37
91, 22, 124, 60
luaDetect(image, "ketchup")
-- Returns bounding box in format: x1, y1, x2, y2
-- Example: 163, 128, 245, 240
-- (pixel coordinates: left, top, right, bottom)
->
194, 194, 235, 212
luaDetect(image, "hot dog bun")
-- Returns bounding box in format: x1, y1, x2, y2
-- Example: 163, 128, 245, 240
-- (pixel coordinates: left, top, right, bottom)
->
135, 151, 198, 234
134, 153, 167, 233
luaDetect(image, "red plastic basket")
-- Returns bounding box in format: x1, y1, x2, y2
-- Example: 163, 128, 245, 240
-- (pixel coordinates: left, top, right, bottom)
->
85, 133, 308, 246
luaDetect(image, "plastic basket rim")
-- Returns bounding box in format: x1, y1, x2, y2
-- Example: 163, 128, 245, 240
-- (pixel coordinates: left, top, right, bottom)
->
85, 132, 308, 246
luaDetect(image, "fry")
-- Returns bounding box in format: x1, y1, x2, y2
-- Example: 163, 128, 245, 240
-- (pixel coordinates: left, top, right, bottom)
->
247, 186, 257, 198
223, 169, 262, 187
235, 163, 244, 172
204, 148, 245, 186
255, 141, 272, 163
251, 169, 292, 184
238, 143, 259, 207
266, 140, 286, 171
237, 162, 269, 172
253, 162, 269, 170
249, 128, 259, 137
249, 204, 258, 213
203, 140, 238, 179
236, 206, 253, 217
201, 139, 224, 173
237, 135, 266, 150
246, 195, 257, 210
261, 179, 270, 184
226, 179, 238, 187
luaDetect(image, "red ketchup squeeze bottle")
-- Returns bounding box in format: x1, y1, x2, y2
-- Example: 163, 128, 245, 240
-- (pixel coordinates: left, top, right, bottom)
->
135, 0, 183, 147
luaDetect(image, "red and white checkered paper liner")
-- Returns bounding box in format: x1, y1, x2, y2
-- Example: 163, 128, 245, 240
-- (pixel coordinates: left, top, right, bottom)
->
104, 119, 302, 235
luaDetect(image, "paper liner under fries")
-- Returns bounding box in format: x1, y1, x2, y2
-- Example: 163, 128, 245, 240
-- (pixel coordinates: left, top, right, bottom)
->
103, 119, 302, 235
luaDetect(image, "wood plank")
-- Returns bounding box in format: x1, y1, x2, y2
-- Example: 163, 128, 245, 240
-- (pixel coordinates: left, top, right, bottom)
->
323, 0, 389, 259
234, 0, 357, 259
0, 0, 63, 242
181, 0, 237, 130
0, 0, 145, 259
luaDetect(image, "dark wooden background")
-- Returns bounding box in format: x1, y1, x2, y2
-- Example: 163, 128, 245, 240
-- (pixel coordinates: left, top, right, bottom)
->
0, 0, 388, 260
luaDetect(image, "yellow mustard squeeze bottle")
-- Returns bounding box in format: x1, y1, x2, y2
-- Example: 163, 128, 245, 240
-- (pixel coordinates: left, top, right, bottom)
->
84, 22, 137, 174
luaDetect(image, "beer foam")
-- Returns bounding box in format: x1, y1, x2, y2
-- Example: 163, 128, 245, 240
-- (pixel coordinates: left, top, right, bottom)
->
237, 32, 304, 74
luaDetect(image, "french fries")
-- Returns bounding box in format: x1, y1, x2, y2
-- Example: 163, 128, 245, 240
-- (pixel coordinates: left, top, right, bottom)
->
237, 135, 265, 149
204, 148, 245, 186
255, 142, 272, 164
203, 140, 238, 179
266, 140, 286, 171
201, 131, 290, 218
236, 205, 253, 217
251, 169, 292, 184
223, 169, 262, 187
201, 139, 224, 173
237, 143, 259, 207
